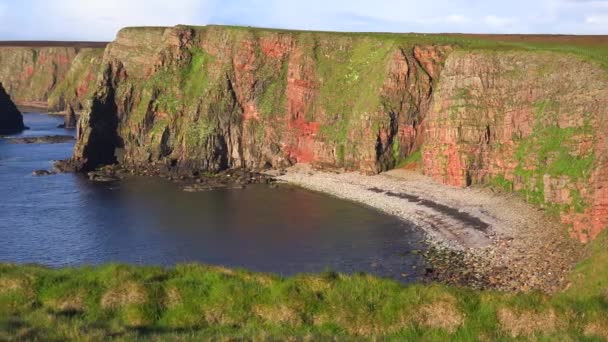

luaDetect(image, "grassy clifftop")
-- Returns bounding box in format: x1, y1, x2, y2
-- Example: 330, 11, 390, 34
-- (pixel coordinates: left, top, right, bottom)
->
201, 25, 608, 70
1, 231, 606, 340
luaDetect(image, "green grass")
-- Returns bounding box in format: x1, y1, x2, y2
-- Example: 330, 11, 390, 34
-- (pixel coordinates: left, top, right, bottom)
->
185, 117, 215, 148
395, 149, 422, 169
258, 59, 289, 119
314, 35, 396, 153
181, 48, 213, 110
489, 175, 514, 192
1, 231, 607, 340
512, 123, 595, 213
192, 25, 608, 71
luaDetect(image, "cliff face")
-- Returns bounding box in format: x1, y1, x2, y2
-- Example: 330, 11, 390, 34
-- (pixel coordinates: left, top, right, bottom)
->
73, 26, 450, 173
47, 49, 104, 112
0, 82, 24, 133
70, 26, 608, 241
0, 46, 103, 110
423, 51, 608, 241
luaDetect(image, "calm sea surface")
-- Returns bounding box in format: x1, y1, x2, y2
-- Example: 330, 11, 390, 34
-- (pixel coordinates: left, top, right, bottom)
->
0, 112, 427, 281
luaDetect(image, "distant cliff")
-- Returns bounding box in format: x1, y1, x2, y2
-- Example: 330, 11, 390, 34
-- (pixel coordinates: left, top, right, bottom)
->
0, 82, 24, 133
0, 43, 105, 111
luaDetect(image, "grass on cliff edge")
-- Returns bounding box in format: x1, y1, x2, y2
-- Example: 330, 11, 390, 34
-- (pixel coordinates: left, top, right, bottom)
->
1, 231, 607, 341
196, 25, 608, 72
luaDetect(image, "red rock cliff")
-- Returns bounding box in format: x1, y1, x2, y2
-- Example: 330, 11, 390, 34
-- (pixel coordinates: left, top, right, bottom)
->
423, 51, 608, 242
73, 26, 450, 174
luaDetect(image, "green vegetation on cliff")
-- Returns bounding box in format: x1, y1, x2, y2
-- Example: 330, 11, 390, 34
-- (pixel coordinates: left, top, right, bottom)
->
47, 48, 104, 111
1, 231, 607, 340
514, 124, 594, 212
72, 25, 608, 176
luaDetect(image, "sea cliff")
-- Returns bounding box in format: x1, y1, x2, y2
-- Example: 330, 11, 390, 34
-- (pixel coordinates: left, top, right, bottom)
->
0, 27, 606, 241
65, 26, 608, 241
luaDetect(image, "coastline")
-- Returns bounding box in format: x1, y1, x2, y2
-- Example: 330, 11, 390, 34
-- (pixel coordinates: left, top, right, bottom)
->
270, 164, 584, 293
16, 103, 80, 116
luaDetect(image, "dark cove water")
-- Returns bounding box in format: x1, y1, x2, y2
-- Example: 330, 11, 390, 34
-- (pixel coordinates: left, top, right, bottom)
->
0, 112, 427, 281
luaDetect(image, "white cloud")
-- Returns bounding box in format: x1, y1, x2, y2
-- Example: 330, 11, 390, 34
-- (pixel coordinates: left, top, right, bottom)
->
445, 15, 471, 24
585, 14, 608, 23
484, 15, 516, 28
38, 0, 214, 40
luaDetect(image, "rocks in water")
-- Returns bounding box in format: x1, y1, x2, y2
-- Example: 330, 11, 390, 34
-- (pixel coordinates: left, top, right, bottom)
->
169, 167, 275, 192
0, 83, 25, 134
87, 171, 119, 183
69, 161, 277, 189
33, 169, 54, 176
54, 156, 278, 193
183, 184, 227, 192
6, 135, 74, 144
183, 183, 248, 192
57, 106, 77, 129
53, 159, 83, 173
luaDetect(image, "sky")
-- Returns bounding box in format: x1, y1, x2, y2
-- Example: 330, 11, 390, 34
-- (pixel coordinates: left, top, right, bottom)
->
0, 0, 606, 41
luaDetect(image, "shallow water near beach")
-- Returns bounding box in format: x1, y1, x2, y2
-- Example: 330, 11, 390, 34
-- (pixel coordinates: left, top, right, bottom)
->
0, 112, 428, 281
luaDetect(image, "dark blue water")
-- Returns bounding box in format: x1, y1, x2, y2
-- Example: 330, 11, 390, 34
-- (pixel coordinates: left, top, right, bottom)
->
0, 112, 427, 281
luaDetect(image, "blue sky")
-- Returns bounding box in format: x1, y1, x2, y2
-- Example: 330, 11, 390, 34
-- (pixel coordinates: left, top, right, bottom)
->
0, 0, 606, 41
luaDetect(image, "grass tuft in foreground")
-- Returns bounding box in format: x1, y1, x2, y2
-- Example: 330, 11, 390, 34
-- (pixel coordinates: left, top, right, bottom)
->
1, 231, 607, 340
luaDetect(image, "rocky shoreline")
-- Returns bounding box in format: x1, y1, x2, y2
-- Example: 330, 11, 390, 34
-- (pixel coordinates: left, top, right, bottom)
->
6, 135, 74, 144
270, 164, 584, 293
48, 160, 583, 293
54, 161, 275, 189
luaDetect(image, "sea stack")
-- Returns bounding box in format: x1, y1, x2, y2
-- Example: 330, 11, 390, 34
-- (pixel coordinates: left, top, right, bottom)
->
59, 105, 77, 129
0, 83, 25, 134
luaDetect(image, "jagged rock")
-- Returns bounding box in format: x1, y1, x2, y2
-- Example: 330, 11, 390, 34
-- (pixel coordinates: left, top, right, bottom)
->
0, 83, 25, 134
58, 105, 77, 129
87, 171, 119, 182
53, 159, 83, 173
33, 169, 54, 176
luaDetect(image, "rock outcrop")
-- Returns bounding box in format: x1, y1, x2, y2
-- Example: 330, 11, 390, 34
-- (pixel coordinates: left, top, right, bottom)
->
0, 45, 104, 111
0, 82, 24, 134
50, 25, 607, 242
58, 105, 77, 129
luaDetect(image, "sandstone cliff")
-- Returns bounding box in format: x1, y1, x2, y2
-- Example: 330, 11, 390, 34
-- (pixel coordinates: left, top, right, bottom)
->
67, 25, 608, 241
0, 45, 104, 111
73, 26, 450, 174
0, 82, 24, 133
423, 51, 608, 241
